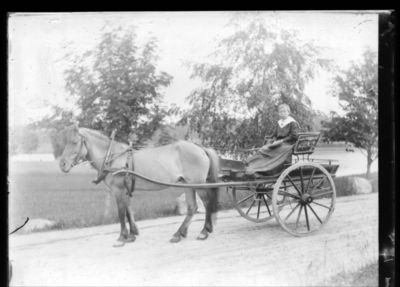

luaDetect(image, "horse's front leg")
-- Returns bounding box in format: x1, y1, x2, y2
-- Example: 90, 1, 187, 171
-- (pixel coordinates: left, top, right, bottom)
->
126, 203, 139, 236
112, 178, 136, 242
115, 190, 129, 242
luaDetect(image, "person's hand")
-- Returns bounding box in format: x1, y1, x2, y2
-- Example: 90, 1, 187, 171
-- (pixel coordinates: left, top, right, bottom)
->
269, 139, 283, 148
265, 138, 274, 145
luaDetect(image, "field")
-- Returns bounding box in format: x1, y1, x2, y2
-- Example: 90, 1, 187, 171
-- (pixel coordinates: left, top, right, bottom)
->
9, 162, 185, 231
8, 146, 378, 233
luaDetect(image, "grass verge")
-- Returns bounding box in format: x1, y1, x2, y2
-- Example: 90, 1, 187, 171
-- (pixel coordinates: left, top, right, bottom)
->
322, 262, 378, 286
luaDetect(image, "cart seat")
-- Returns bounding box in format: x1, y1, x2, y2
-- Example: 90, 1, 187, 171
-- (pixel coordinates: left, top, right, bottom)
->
292, 132, 321, 155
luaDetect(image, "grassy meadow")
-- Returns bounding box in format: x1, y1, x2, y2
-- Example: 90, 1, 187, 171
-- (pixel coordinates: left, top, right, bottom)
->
8, 149, 377, 233
8, 160, 234, 232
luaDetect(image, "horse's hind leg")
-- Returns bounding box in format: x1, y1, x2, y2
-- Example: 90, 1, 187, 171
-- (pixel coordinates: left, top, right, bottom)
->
196, 189, 217, 240
170, 188, 197, 243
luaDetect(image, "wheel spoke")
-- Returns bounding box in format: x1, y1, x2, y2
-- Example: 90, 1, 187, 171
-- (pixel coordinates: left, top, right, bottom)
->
257, 197, 261, 219
304, 205, 310, 231
307, 204, 323, 224
295, 205, 303, 230
284, 202, 301, 221
305, 167, 316, 192
278, 190, 301, 200
309, 176, 326, 194
311, 201, 331, 210
245, 199, 256, 215
312, 190, 334, 198
262, 194, 272, 216
236, 193, 254, 205
286, 175, 302, 196
299, 166, 304, 193
310, 187, 333, 195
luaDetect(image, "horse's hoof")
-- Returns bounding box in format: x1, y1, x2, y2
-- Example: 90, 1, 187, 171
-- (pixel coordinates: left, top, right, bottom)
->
117, 235, 127, 242
196, 232, 209, 240
170, 236, 181, 243
125, 234, 136, 242
113, 242, 126, 248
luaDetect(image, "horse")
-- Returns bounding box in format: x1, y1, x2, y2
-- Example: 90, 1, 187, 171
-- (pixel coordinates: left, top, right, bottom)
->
59, 124, 220, 243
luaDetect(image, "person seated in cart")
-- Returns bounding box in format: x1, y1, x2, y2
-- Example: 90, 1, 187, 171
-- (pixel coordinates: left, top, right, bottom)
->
245, 103, 300, 175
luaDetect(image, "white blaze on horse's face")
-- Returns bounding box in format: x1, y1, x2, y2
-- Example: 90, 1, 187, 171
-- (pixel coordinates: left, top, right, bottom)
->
59, 126, 87, 173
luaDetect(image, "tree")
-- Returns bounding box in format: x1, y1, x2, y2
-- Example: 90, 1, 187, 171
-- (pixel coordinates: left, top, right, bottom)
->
63, 26, 172, 144
182, 19, 330, 154
9, 125, 40, 154
20, 131, 39, 153
323, 49, 378, 177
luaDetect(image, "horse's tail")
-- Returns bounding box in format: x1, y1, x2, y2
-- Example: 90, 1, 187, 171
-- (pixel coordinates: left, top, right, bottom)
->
203, 147, 220, 215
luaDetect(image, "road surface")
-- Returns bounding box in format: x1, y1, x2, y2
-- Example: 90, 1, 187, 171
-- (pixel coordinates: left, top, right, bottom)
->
9, 193, 378, 286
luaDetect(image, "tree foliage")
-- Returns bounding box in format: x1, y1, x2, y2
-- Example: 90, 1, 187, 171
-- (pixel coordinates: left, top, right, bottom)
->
63, 26, 172, 144
323, 49, 378, 177
182, 20, 330, 154
9, 126, 40, 154
20, 130, 40, 153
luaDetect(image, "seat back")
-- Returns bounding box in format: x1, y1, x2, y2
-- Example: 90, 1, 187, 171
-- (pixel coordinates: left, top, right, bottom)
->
292, 132, 321, 155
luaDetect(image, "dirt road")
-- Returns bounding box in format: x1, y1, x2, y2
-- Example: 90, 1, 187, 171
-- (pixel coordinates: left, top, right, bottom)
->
9, 193, 378, 286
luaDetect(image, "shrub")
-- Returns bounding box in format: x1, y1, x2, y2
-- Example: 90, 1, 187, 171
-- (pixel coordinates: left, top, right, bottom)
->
20, 131, 39, 153
334, 172, 378, 197
334, 176, 355, 197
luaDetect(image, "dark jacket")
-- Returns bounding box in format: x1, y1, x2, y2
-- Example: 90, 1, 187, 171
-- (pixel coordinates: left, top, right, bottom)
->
271, 120, 300, 145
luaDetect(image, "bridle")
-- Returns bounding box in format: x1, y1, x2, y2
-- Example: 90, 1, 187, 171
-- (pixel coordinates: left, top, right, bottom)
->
66, 130, 136, 193
69, 132, 129, 169
71, 134, 88, 167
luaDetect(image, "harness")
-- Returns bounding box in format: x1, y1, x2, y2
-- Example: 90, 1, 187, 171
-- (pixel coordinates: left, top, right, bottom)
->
92, 130, 117, 184
124, 141, 136, 197
72, 135, 87, 166
89, 130, 136, 197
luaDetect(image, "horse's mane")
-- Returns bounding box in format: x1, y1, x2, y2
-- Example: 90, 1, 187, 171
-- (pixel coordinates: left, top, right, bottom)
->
79, 127, 110, 142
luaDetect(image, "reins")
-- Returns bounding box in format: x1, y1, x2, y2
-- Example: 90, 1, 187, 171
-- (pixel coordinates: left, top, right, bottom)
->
98, 129, 117, 177
71, 131, 131, 170
72, 129, 136, 187
70, 140, 129, 169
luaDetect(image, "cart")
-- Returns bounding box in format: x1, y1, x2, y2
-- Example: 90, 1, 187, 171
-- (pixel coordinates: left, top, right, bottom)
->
114, 132, 339, 237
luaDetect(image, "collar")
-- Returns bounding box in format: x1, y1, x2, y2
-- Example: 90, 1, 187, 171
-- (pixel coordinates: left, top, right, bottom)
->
278, 116, 296, 128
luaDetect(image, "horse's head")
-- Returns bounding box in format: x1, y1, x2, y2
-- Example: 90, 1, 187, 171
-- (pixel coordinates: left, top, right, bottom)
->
59, 124, 88, 173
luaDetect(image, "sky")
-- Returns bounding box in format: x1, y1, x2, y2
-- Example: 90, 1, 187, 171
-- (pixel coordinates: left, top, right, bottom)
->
8, 11, 379, 128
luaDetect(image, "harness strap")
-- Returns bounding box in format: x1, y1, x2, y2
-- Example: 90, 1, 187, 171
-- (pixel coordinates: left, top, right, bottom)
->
72, 135, 86, 166
92, 129, 117, 185
124, 142, 136, 197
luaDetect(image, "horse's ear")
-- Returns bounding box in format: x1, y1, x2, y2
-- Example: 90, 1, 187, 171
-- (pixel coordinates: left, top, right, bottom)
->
66, 122, 79, 136
71, 120, 79, 132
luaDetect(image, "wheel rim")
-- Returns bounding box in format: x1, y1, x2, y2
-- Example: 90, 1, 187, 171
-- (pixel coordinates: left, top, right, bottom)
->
272, 162, 336, 236
230, 184, 275, 223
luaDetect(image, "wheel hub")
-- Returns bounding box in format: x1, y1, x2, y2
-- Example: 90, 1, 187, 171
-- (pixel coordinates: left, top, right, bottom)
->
300, 193, 313, 204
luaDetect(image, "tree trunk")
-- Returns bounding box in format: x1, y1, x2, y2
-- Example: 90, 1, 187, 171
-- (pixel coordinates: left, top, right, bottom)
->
366, 148, 373, 178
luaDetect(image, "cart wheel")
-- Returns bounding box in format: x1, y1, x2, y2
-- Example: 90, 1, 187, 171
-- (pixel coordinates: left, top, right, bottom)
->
272, 162, 336, 236
229, 184, 275, 223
